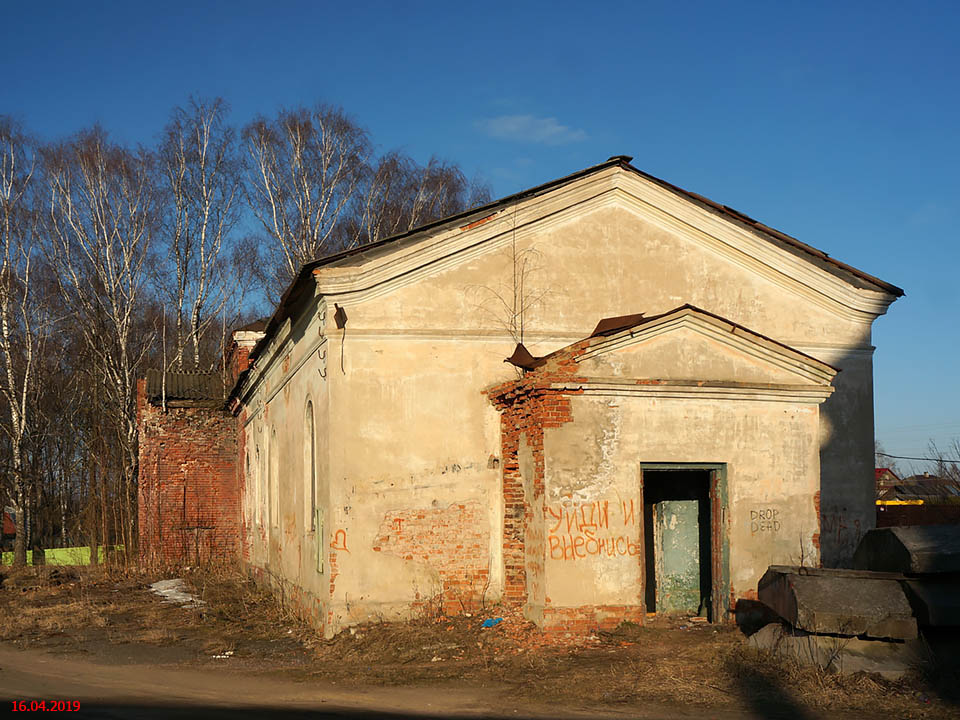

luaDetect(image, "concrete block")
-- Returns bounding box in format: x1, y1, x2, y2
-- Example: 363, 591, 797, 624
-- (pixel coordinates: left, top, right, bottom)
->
758, 566, 917, 640
853, 525, 960, 575
904, 578, 960, 626
747, 623, 927, 680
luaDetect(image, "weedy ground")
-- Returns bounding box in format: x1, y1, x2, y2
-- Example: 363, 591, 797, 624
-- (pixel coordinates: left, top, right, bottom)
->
1, 564, 957, 718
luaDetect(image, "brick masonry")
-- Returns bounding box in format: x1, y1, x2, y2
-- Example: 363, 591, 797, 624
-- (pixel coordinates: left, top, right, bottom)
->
486, 345, 646, 632
137, 379, 240, 565
373, 500, 490, 614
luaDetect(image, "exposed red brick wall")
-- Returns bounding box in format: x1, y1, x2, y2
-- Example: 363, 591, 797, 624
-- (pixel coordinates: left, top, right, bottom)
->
812, 490, 821, 552
138, 382, 240, 565
486, 350, 585, 608
225, 337, 258, 385
542, 605, 646, 633
486, 347, 645, 632
373, 501, 490, 614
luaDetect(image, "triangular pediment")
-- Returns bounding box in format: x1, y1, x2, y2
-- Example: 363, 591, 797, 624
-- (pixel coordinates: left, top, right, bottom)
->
309, 160, 899, 319
239, 158, 898, 393
573, 306, 837, 388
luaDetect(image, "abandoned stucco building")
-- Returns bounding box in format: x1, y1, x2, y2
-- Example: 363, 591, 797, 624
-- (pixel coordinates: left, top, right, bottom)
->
138, 156, 903, 635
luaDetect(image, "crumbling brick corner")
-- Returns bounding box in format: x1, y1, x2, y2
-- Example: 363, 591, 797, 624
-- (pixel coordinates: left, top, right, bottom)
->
137, 377, 240, 567
486, 346, 644, 634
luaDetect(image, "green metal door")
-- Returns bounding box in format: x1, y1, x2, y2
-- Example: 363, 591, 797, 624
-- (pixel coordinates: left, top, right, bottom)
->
654, 500, 701, 613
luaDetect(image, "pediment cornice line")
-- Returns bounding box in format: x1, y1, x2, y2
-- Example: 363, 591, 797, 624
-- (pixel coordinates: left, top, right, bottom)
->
575, 314, 837, 386
550, 380, 834, 405
312, 167, 895, 322
610, 183, 893, 322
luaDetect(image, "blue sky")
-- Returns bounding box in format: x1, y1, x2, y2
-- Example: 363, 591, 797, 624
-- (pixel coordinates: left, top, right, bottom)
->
2, 1, 958, 464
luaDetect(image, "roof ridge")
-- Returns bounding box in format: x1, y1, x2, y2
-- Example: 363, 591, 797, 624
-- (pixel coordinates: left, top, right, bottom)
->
240, 156, 902, 379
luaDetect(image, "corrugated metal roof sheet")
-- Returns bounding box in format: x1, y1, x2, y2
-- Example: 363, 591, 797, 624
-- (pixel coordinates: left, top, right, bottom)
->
237, 319, 269, 333
146, 369, 225, 406
879, 478, 960, 502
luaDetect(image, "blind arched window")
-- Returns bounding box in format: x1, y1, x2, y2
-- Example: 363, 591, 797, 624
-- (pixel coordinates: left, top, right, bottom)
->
270, 427, 279, 528
305, 400, 316, 530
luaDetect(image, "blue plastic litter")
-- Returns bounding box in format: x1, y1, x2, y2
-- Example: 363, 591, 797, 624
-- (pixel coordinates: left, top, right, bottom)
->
481, 617, 503, 628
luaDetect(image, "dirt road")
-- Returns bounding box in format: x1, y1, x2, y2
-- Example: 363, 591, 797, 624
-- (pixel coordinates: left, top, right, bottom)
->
0, 645, 816, 720
2, 567, 951, 719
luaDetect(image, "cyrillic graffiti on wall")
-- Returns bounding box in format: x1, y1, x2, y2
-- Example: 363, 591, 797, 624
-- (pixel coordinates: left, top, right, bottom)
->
546, 499, 640, 560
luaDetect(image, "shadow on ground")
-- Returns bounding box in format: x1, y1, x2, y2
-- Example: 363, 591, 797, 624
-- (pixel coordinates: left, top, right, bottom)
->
727, 655, 816, 720
920, 627, 960, 709
74, 706, 559, 720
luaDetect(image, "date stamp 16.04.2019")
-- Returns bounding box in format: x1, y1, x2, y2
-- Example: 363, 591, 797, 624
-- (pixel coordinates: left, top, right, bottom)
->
11, 701, 81, 712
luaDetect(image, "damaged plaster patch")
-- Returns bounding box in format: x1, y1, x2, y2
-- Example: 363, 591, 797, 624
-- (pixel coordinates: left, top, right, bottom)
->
551, 401, 623, 503
149, 578, 205, 607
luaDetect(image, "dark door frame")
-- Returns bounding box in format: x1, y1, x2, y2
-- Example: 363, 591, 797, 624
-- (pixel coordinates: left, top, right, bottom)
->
639, 463, 730, 622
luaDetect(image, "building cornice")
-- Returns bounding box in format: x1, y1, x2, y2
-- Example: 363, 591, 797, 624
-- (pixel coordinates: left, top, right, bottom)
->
576, 311, 838, 386
311, 167, 898, 324
551, 380, 835, 405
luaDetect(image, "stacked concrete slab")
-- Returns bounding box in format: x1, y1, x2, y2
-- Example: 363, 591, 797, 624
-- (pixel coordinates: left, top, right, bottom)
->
748, 524, 960, 678
758, 566, 917, 640
854, 524, 960, 629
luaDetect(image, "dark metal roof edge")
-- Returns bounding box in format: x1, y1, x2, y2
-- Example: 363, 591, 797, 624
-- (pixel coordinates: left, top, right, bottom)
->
232, 157, 627, 397
619, 165, 905, 298
302, 157, 627, 275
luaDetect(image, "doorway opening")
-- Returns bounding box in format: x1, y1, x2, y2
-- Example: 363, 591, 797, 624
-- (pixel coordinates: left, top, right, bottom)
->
642, 469, 715, 620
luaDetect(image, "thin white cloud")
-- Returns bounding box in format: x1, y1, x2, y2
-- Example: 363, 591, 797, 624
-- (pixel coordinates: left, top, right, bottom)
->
477, 114, 587, 145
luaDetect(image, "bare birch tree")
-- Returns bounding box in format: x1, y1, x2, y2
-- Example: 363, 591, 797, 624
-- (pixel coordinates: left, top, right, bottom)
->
349, 153, 491, 247
0, 117, 48, 566
159, 97, 242, 370
243, 104, 370, 301
42, 128, 157, 554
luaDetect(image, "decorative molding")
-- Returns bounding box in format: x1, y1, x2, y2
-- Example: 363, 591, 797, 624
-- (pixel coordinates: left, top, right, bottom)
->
239, 294, 327, 418
551, 380, 835, 405
310, 167, 897, 324
610, 184, 893, 323
238, 165, 892, 414
576, 311, 837, 386
301, 326, 876, 356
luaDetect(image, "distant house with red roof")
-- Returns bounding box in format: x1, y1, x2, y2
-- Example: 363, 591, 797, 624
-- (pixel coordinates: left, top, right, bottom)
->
875, 467, 902, 495
876, 471, 960, 528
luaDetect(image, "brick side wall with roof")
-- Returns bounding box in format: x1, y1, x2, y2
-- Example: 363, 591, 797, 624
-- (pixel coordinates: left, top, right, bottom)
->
137, 377, 240, 565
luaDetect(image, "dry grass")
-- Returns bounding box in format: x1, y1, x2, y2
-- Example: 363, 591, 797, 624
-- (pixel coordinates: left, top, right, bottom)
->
2, 565, 956, 718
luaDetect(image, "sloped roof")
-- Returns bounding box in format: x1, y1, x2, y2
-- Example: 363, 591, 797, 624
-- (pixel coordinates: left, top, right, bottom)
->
491, 305, 838, 407
879, 478, 960, 502
145, 369, 225, 407
241, 156, 904, 377
503, 304, 837, 384
301, 156, 903, 296
549, 304, 836, 376
237, 318, 269, 333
